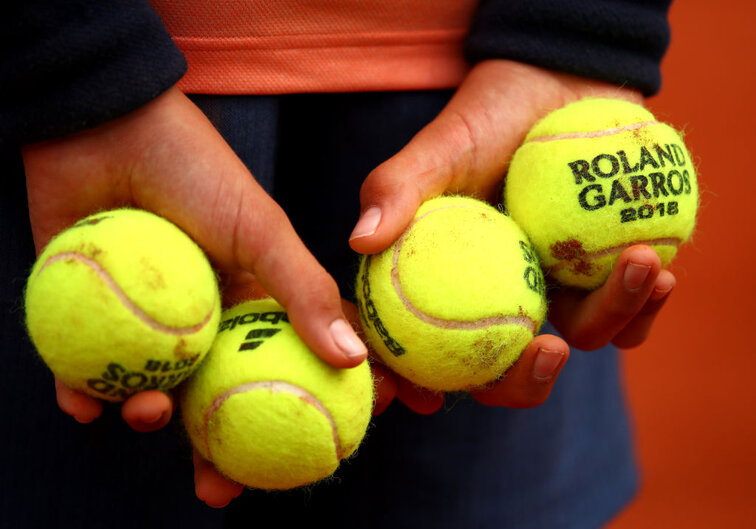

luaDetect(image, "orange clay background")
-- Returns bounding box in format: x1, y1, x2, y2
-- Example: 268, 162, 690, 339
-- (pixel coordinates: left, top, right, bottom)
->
606, 1, 756, 527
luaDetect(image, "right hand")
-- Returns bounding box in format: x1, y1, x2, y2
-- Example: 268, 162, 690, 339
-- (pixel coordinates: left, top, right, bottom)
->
22, 85, 368, 431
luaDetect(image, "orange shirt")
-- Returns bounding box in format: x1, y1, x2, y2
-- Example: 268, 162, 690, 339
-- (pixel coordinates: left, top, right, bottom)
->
149, 0, 478, 94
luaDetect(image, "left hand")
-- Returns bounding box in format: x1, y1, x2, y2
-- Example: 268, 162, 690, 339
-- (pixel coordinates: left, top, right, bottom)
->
349, 59, 674, 408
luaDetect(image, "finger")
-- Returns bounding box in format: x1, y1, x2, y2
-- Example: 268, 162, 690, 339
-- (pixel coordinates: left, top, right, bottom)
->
395, 377, 445, 415
611, 269, 676, 349
348, 67, 522, 256
193, 450, 244, 508
348, 60, 640, 257
55, 377, 102, 423
370, 362, 398, 416
106, 90, 367, 370
470, 334, 569, 408
229, 195, 367, 369
548, 245, 662, 351
120, 390, 174, 433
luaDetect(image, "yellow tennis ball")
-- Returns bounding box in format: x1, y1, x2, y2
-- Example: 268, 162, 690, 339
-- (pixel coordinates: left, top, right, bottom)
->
180, 298, 374, 491
504, 98, 699, 289
25, 208, 220, 401
356, 195, 547, 392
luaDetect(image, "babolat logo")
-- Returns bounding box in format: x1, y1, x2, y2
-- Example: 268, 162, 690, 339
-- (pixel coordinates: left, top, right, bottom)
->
87, 355, 201, 399
568, 143, 693, 223
218, 310, 289, 333
239, 328, 281, 351
218, 310, 288, 352
359, 257, 406, 357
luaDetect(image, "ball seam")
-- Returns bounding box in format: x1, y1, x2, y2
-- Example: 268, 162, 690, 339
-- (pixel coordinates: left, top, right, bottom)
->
202, 380, 343, 463
36, 252, 217, 335
526, 120, 661, 144
391, 204, 539, 334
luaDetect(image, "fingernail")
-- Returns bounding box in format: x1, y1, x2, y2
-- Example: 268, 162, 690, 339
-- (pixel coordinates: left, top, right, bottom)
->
624, 262, 651, 291
349, 207, 382, 241
533, 348, 564, 381
330, 319, 368, 359
142, 409, 166, 424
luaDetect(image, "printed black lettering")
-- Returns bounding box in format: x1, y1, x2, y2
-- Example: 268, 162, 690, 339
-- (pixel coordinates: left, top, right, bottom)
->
667, 170, 685, 195
655, 144, 676, 167
239, 313, 261, 325
524, 267, 545, 295
608, 180, 632, 206
578, 184, 606, 211
648, 172, 669, 197
682, 170, 692, 193
568, 160, 594, 184
671, 144, 687, 166
620, 208, 636, 223
360, 257, 405, 356
144, 360, 161, 372
219, 315, 240, 332
87, 379, 115, 395
617, 150, 639, 174
638, 146, 660, 171
519, 240, 536, 263
239, 341, 263, 351
592, 154, 620, 178
260, 312, 287, 325
629, 175, 651, 200
638, 204, 654, 219
245, 328, 281, 340
121, 372, 148, 389
102, 362, 126, 382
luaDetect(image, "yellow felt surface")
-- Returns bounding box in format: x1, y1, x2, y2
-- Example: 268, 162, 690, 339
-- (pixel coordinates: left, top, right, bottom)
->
506, 98, 699, 289
25, 209, 220, 401
208, 390, 340, 490
181, 299, 373, 490
356, 196, 547, 391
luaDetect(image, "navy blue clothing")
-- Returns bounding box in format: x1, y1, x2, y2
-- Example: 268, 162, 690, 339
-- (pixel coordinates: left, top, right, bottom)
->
466, 0, 672, 95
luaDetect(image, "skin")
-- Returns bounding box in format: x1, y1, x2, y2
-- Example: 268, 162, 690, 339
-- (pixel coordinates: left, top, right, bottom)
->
22, 59, 675, 507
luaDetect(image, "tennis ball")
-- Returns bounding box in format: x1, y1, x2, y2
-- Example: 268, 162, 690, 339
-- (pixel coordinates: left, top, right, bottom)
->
25, 209, 220, 401
180, 298, 374, 490
504, 98, 699, 289
356, 195, 547, 392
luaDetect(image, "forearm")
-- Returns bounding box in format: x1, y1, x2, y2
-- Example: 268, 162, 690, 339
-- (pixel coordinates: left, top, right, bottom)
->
465, 0, 673, 96
1, 0, 186, 146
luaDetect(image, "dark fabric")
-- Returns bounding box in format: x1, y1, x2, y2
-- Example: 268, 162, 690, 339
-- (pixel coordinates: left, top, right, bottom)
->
465, 0, 672, 96
0, 0, 187, 146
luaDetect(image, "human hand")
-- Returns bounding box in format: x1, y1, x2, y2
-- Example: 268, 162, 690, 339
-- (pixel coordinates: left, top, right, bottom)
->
22, 86, 367, 431
349, 60, 673, 409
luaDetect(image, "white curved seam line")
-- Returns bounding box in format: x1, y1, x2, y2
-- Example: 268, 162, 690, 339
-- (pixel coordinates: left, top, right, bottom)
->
38, 252, 216, 335
526, 120, 661, 143
391, 205, 539, 335
549, 237, 681, 272
204, 380, 342, 460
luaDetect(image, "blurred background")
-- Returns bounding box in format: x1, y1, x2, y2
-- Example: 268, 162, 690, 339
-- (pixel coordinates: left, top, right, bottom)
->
607, 1, 756, 527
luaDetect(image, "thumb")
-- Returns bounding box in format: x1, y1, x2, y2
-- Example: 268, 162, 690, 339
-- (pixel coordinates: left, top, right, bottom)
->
348, 59, 644, 256
348, 98, 493, 255
348, 61, 539, 255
